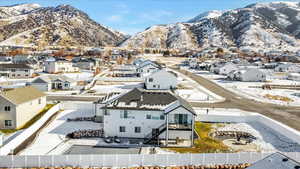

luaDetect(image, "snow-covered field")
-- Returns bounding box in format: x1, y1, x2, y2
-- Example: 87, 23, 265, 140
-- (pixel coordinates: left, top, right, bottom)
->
187, 68, 300, 106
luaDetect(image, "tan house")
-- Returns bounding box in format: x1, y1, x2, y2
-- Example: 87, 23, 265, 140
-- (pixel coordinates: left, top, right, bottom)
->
0, 86, 46, 129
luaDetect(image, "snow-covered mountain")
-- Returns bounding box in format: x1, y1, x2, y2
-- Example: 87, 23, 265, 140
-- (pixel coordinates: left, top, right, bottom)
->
122, 1, 300, 52
0, 4, 126, 47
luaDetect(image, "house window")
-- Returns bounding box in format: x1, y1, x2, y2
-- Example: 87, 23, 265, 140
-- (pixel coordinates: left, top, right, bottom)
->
135, 127, 141, 133
4, 106, 10, 111
149, 78, 153, 82
120, 110, 128, 119
25, 69, 29, 72
65, 83, 69, 87
146, 114, 151, 119
11, 69, 16, 72
4, 120, 12, 127
153, 85, 156, 88
119, 126, 126, 132
104, 109, 110, 115
160, 115, 165, 120
38, 99, 41, 104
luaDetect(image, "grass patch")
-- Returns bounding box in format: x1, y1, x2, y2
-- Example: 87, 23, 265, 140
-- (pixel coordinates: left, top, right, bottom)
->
0, 129, 18, 134
167, 122, 230, 153
18, 104, 55, 130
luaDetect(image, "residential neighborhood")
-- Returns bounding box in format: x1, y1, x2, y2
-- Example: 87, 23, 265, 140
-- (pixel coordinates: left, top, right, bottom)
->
0, 0, 300, 168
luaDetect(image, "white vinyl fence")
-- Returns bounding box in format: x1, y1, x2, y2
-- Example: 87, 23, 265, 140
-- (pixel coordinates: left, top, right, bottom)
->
0, 104, 60, 155
0, 152, 299, 168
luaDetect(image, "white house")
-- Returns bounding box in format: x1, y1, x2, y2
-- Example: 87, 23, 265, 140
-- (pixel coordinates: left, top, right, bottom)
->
0, 64, 33, 79
44, 58, 79, 73
0, 86, 46, 129
218, 63, 239, 75
94, 88, 196, 147
287, 73, 300, 81
145, 70, 177, 90
228, 68, 266, 82
137, 60, 162, 77
30, 75, 76, 91
275, 64, 300, 73
112, 64, 138, 77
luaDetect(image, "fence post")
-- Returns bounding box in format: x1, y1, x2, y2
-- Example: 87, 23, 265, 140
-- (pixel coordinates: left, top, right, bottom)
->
11, 155, 14, 169
38, 155, 40, 168
226, 153, 229, 164
25, 155, 27, 168
51, 155, 54, 167
91, 154, 94, 167
115, 154, 118, 168
128, 154, 131, 168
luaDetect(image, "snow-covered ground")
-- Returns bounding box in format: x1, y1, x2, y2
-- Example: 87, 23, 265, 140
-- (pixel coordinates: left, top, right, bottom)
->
20, 109, 102, 155
62, 71, 94, 81
216, 122, 300, 152
195, 108, 300, 152
186, 68, 300, 106
90, 82, 143, 95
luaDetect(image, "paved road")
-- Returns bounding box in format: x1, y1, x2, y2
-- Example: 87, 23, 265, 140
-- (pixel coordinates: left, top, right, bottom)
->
175, 68, 300, 131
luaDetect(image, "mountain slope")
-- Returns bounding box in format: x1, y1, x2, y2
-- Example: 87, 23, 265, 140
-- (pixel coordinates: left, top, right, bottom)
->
0, 4, 126, 47
122, 1, 300, 51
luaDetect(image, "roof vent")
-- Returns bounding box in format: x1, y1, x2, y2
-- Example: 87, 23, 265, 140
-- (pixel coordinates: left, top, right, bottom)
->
282, 158, 289, 162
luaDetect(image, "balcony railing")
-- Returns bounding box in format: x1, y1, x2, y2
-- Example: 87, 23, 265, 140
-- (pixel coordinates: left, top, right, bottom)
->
168, 123, 192, 130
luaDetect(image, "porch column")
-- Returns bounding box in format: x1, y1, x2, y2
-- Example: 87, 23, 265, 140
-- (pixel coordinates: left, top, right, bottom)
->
191, 115, 195, 147
166, 114, 169, 147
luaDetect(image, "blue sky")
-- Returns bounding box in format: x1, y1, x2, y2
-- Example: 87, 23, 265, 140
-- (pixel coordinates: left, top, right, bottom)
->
0, 0, 298, 34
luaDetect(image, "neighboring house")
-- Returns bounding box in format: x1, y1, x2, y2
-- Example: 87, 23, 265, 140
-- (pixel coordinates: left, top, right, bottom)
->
218, 63, 239, 75
0, 64, 33, 79
287, 73, 300, 81
275, 64, 300, 73
30, 75, 76, 91
145, 69, 177, 90
44, 58, 79, 73
247, 152, 300, 169
228, 68, 266, 82
137, 60, 162, 77
0, 86, 46, 129
73, 58, 95, 70
112, 64, 138, 77
94, 88, 196, 147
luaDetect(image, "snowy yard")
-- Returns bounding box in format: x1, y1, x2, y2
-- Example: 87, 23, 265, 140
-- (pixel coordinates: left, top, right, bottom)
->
194, 108, 300, 153
62, 71, 94, 81
215, 122, 300, 152
90, 82, 143, 95
20, 109, 102, 155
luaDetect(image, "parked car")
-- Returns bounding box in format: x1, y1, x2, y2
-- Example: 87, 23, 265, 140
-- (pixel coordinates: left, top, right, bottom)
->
104, 137, 113, 143
114, 136, 121, 143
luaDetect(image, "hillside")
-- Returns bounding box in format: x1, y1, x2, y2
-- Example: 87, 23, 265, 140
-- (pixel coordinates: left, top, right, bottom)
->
0, 4, 126, 48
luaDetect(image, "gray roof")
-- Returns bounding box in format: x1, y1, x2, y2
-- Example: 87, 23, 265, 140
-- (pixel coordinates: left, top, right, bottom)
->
0, 86, 45, 105
101, 88, 195, 114
248, 152, 300, 169
31, 75, 76, 84
0, 64, 32, 69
